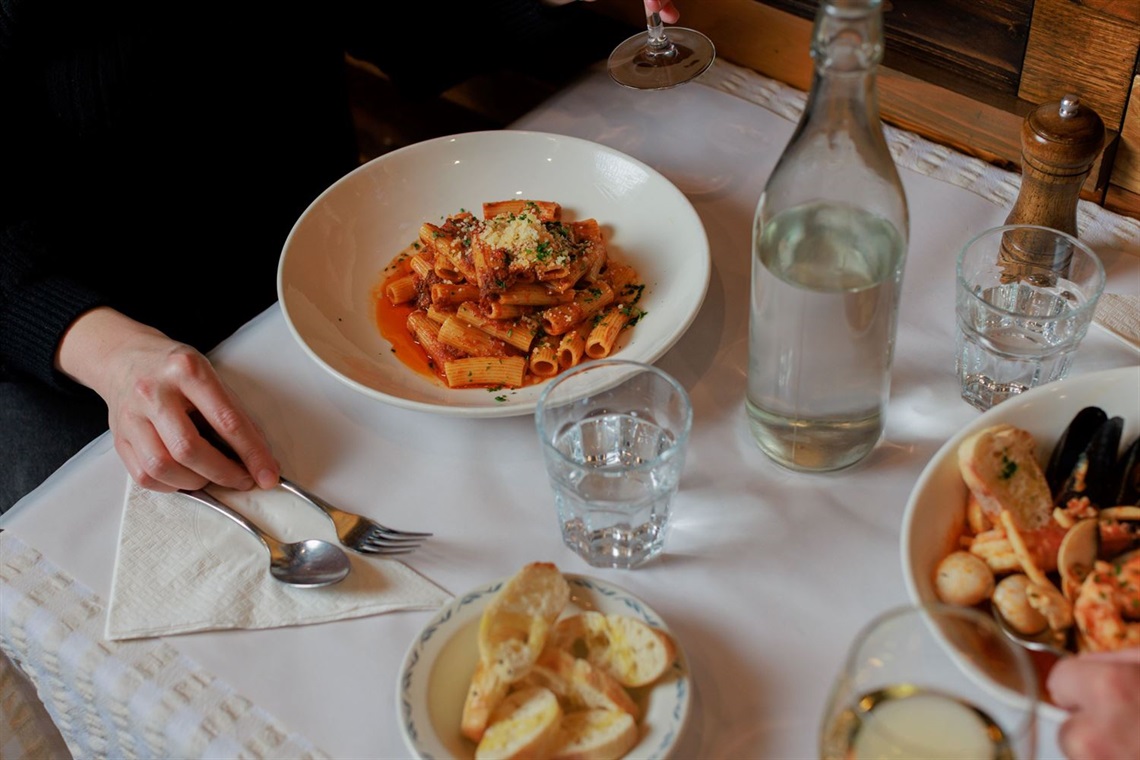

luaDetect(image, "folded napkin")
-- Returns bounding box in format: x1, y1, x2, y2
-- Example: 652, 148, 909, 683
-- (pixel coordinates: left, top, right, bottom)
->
106, 482, 452, 640
1094, 293, 1140, 350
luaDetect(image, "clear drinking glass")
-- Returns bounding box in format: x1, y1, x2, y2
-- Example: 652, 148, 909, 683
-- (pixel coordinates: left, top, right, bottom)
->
535, 360, 692, 569
608, 4, 715, 90
821, 604, 1038, 760
956, 224, 1106, 411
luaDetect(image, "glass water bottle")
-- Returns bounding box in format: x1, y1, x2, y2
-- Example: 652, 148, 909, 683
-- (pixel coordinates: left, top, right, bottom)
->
746, 0, 908, 472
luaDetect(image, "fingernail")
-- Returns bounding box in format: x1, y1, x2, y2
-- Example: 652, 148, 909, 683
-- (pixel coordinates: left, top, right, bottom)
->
256, 469, 279, 490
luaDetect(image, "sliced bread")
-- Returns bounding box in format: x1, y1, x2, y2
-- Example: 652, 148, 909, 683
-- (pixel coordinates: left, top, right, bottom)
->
475, 686, 563, 760
958, 424, 1053, 532
550, 611, 676, 688
462, 660, 512, 743
551, 709, 639, 760
479, 562, 571, 681
522, 646, 639, 719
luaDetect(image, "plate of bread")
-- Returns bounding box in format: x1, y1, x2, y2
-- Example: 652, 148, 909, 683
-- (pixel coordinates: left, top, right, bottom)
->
398, 562, 690, 759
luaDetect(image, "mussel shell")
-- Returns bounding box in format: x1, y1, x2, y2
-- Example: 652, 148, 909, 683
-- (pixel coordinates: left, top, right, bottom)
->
1112, 435, 1140, 506
1056, 415, 1124, 510
1046, 406, 1107, 497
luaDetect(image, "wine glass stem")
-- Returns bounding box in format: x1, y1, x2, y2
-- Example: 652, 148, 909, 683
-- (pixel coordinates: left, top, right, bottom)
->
645, 12, 677, 58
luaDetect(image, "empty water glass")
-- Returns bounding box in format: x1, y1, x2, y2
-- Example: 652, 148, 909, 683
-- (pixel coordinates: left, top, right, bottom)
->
956, 224, 1105, 411
535, 360, 692, 569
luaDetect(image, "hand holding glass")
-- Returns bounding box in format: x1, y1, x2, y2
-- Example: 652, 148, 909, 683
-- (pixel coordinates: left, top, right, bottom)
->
821, 604, 1038, 760
535, 360, 691, 569
608, 2, 715, 90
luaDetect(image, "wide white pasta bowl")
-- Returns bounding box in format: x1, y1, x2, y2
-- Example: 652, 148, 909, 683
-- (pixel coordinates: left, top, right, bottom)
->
900, 365, 1140, 723
277, 130, 710, 417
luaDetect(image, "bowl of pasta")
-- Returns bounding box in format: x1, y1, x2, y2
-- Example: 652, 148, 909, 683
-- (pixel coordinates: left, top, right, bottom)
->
277, 130, 710, 417
901, 365, 1140, 721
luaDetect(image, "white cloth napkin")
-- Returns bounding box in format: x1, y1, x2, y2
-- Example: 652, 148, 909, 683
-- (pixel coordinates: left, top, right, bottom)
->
1094, 292, 1140, 350
105, 482, 452, 640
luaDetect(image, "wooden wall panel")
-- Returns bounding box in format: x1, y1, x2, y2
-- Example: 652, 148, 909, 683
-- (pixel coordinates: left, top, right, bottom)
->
761, 0, 1034, 99
1115, 76, 1140, 195
1017, 0, 1139, 130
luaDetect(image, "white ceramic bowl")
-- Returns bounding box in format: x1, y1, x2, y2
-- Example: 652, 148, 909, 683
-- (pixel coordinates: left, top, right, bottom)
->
277, 130, 710, 418
900, 365, 1140, 722
397, 573, 691, 759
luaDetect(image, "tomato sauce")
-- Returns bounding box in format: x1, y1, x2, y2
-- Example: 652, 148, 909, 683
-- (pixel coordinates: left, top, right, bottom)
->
373, 254, 446, 385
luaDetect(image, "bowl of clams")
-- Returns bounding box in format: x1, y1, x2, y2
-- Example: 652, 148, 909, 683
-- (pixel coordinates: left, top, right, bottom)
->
901, 365, 1139, 721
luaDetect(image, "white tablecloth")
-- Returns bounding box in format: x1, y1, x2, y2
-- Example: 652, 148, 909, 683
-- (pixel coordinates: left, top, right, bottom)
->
2, 59, 1137, 759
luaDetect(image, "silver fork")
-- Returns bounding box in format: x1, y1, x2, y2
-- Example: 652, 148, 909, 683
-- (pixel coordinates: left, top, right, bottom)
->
278, 477, 431, 556
192, 417, 430, 555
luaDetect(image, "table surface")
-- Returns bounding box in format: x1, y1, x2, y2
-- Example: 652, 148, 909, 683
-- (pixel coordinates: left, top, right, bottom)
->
3, 59, 1138, 760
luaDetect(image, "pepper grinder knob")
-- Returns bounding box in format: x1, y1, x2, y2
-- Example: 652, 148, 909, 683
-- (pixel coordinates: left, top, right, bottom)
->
1000, 93, 1105, 280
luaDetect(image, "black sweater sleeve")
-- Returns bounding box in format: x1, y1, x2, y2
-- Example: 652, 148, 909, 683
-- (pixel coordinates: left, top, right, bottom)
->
0, 0, 116, 390
343, 0, 627, 97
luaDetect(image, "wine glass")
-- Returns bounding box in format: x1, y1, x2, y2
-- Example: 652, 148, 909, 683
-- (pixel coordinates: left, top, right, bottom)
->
821, 604, 1039, 760
608, 6, 715, 90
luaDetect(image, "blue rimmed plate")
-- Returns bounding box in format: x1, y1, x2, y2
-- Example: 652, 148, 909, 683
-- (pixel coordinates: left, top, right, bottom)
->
397, 573, 691, 759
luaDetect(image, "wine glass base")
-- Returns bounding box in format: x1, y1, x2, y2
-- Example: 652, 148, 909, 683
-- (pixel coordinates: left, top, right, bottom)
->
608, 27, 716, 91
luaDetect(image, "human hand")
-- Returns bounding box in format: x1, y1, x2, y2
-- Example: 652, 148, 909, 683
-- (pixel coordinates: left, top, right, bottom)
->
539, 0, 681, 25
57, 307, 279, 493
1047, 648, 1140, 760
645, 0, 680, 24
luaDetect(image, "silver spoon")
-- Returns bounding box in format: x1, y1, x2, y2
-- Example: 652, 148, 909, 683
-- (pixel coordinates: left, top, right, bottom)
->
990, 605, 1070, 659
180, 489, 351, 588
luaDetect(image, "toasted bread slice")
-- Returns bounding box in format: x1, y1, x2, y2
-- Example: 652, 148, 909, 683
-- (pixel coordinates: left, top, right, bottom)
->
521, 646, 639, 719
551, 709, 639, 760
462, 660, 512, 743
479, 562, 571, 682
464, 563, 571, 741
958, 424, 1053, 532
475, 686, 563, 760
550, 611, 676, 688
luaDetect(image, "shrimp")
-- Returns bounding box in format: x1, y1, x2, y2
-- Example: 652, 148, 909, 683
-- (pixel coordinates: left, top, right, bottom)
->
967, 511, 1068, 579
1073, 553, 1140, 652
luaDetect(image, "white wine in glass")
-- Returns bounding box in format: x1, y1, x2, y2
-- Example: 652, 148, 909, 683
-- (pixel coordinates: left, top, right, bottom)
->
821, 604, 1038, 759
608, 7, 715, 90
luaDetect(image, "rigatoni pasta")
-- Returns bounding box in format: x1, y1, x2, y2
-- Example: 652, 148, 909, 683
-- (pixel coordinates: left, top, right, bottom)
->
374, 199, 645, 389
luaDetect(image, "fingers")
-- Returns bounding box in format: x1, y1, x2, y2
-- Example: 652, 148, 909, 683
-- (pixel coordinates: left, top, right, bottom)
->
1048, 650, 1140, 710
152, 403, 260, 491
107, 341, 278, 493
188, 398, 280, 491
1048, 652, 1140, 760
168, 352, 280, 490
645, 0, 680, 24
1056, 700, 1140, 760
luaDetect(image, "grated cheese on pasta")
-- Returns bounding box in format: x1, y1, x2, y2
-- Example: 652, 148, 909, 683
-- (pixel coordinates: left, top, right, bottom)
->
480, 213, 574, 269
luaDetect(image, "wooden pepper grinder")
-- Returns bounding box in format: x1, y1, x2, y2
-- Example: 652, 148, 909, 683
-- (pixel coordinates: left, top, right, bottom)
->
1000, 93, 1105, 282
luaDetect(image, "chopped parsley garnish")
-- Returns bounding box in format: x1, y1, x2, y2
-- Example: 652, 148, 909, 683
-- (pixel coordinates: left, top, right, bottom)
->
624, 306, 647, 327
